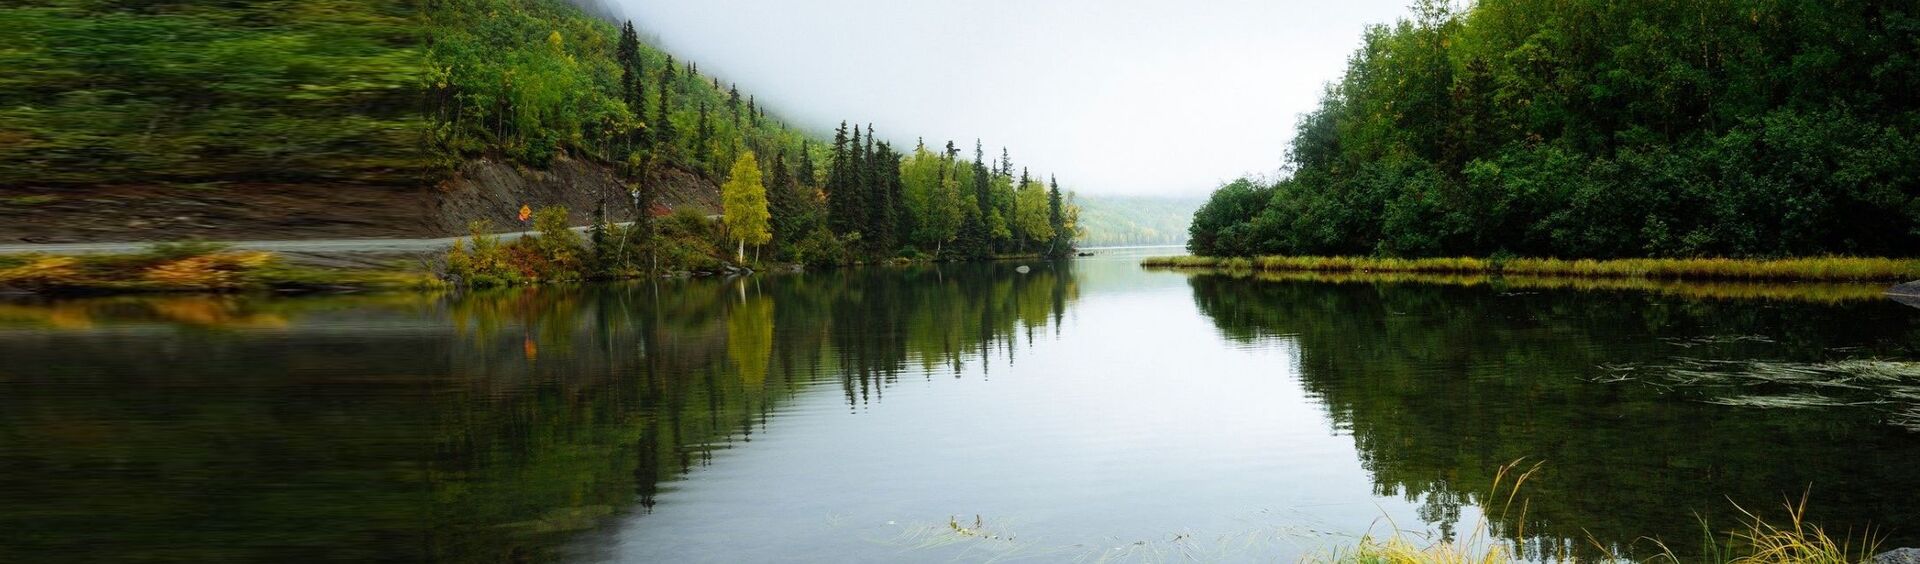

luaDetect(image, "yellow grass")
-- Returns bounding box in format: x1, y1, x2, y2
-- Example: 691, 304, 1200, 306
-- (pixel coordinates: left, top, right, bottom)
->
1142, 255, 1920, 283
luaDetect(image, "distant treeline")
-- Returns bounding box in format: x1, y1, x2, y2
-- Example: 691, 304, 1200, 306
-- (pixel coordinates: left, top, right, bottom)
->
2, 0, 1080, 263
1074, 195, 1202, 247
1190, 0, 1920, 259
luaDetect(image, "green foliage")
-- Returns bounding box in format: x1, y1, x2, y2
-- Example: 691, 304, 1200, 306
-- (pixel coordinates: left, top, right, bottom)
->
1012, 176, 1055, 251
1190, 0, 1920, 259
5, 0, 1073, 266
901, 143, 966, 252
0, 0, 427, 186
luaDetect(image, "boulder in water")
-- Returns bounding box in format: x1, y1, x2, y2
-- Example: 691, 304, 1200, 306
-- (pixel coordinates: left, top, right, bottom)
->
1876, 548, 1920, 564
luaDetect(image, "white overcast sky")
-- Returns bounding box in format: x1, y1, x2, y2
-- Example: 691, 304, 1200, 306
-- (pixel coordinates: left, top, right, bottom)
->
602, 0, 1415, 196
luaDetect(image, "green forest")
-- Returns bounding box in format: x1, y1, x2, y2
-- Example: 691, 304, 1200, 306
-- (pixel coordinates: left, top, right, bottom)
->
0, 0, 1081, 265
1073, 195, 1203, 247
1189, 0, 1920, 259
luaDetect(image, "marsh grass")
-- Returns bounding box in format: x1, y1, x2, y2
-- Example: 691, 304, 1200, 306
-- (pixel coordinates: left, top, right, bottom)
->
1311, 462, 1886, 564
1170, 267, 1892, 303
1142, 255, 1920, 283
1647, 491, 1884, 564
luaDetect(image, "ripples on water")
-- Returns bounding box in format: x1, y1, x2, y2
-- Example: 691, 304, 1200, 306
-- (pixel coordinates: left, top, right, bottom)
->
0, 252, 1916, 562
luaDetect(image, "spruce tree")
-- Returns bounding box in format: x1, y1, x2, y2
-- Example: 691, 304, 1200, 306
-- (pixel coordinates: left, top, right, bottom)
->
695, 101, 712, 172
846, 125, 868, 244
826, 122, 861, 238
797, 140, 817, 187
654, 55, 676, 149
1047, 175, 1066, 256
616, 22, 646, 156
766, 151, 801, 249
868, 141, 898, 254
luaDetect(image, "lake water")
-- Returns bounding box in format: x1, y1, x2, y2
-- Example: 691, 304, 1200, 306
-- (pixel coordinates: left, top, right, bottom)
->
3, 249, 1917, 562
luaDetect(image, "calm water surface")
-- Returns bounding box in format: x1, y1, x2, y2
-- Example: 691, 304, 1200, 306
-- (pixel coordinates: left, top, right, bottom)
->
2, 249, 1917, 562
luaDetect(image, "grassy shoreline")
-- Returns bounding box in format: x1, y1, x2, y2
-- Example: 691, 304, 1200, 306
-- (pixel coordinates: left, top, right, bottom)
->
1143, 255, 1920, 283
0, 243, 434, 295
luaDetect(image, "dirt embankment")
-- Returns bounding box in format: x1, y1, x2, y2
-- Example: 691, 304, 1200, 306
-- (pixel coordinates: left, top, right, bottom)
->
0, 157, 720, 244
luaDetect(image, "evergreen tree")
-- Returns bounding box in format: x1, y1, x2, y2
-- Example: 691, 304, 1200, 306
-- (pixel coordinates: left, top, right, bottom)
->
721, 151, 771, 263
654, 55, 676, 149
766, 151, 803, 249
826, 122, 865, 239
1047, 175, 1067, 255
694, 101, 712, 171
615, 21, 647, 158
945, 139, 991, 259
1012, 167, 1031, 244
868, 140, 900, 254
797, 140, 817, 187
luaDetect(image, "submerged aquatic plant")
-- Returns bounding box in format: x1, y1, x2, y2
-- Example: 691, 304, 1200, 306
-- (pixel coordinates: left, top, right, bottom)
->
1598, 358, 1920, 425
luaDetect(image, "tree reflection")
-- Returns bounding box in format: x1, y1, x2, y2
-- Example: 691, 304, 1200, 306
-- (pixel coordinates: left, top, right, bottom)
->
0, 262, 1078, 562
1186, 274, 1920, 558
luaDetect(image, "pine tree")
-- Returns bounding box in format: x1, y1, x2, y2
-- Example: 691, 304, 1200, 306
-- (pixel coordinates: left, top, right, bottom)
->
766, 151, 802, 248
826, 122, 862, 238
654, 55, 676, 149
695, 101, 712, 171
869, 140, 898, 254
721, 151, 770, 263
797, 140, 817, 187
1047, 175, 1066, 256
947, 139, 991, 260
615, 22, 647, 157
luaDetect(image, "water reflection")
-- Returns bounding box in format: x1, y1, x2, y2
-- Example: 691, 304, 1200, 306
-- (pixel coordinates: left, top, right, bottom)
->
1186, 274, 1920, 558
2, 262, 1917, 562
0, 263, 1079, 562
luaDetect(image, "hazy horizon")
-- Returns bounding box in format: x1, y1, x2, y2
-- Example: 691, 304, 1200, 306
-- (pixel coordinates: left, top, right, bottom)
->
596, 0, 1412, 196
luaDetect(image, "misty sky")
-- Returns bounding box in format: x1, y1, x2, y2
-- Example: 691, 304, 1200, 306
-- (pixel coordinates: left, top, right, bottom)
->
604, 0, 1414, 196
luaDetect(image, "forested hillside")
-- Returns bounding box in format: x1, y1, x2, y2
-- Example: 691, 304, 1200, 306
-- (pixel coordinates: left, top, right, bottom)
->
1189, 0, 1920, 259
1074, 195, 1201, 247
1, 0, 1080, 263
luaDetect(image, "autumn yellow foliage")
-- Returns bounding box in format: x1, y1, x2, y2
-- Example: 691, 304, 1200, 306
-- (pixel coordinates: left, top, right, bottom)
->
1, 244, 421, 294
